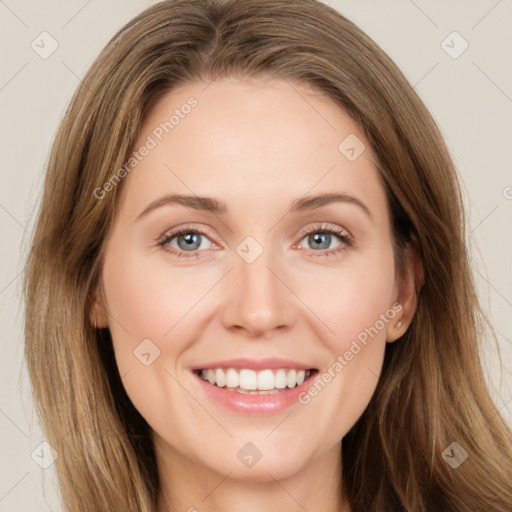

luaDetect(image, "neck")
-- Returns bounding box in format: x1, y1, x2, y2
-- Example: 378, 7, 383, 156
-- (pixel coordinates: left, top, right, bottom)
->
155, 441, 348, 512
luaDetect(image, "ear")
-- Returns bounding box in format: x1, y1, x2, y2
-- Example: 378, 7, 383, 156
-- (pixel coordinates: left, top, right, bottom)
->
386, 238, 424, 342
89, 279, 109, 329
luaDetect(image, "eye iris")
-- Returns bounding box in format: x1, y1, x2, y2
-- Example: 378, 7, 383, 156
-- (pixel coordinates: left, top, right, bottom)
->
178, 233, 201, 251
309, 232, 331, 250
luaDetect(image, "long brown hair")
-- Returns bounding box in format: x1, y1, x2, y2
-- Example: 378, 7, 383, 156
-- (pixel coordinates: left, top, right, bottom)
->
23, 0, 512, 510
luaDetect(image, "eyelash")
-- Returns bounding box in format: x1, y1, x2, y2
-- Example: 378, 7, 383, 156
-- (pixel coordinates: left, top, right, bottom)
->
156, 223, 353, 259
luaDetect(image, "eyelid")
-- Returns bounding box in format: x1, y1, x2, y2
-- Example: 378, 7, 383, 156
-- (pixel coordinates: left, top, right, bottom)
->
294, 222, 352, 242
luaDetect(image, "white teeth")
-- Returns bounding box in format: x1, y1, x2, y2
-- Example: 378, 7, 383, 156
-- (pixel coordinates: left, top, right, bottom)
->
275, 369, 287, 389
215, 368, 226, 388
198, 367, 312, 392
257, 369, 275, 390
239, 369, 257, 390
286, 369, 297, 388
225, 368, 239, 388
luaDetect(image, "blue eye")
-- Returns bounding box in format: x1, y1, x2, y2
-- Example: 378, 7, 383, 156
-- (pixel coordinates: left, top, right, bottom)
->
297, 226, 352, 257
302, 232, 340, 250
174, 232, 204, 251
157, 224, 352, 259
158, 229, 213, 255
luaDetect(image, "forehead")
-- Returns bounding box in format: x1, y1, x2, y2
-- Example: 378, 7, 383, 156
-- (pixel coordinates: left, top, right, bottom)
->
117, 77, 387, 223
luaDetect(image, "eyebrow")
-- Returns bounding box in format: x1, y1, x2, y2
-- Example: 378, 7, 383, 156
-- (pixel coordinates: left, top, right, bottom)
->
136, 192, 372, 220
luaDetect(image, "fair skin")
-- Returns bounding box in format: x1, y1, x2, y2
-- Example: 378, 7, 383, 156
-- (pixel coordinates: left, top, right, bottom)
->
91, 76, 421, 512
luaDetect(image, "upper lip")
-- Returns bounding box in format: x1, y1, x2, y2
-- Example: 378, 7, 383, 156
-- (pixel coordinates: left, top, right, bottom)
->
192, 357, 316, 371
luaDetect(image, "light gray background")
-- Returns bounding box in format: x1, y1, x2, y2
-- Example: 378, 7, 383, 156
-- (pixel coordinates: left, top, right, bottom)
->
1, 1, 511, 510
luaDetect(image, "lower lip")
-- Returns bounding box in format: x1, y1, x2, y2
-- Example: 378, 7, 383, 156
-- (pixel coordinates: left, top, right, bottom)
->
193, 372, 316, 414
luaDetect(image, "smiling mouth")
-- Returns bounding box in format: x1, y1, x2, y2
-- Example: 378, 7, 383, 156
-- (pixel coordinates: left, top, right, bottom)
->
194, 367, 318, 394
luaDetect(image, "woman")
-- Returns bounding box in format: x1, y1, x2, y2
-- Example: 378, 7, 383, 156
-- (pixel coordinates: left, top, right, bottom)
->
23, 0, 512, 511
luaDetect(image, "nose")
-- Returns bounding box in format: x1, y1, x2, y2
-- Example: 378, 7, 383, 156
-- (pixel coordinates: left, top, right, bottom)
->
220, 248, 296, 338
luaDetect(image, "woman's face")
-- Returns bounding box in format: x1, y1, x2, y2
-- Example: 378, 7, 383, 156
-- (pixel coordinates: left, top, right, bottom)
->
93, 77, 411, 481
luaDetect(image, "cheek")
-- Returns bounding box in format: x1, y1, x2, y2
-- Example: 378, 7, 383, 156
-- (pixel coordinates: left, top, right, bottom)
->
100, 249, 228, 412
299, 248, 396, 352
99, 250, 214, 432
101, 250, 220, 349
294, 247, 396, 433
